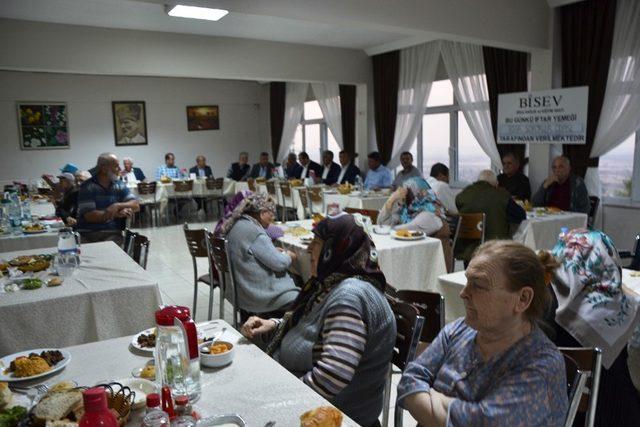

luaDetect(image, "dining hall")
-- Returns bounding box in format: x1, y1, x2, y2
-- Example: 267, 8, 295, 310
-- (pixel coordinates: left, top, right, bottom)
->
0, 0, 639, 426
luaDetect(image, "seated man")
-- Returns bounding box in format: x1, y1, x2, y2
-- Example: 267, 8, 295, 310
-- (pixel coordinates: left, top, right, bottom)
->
397, 240, 568, 426
298, 152, 322, 180
155, 152, 181, 180
426, 163, 457, 214
120, 157, 145, 183
189, 155, 213, 178
319, 150, 341, 185
336, 150, 361, 185
364, 151, 392, 190
54, 173, 77, 226
497, 152, 531, 201
77, 153, 140, 243
392, 151, 422, 189
227, 152, 251, 181
532, 155, 590, 213
455, 170, 526, 264
248, 152, 274, 179
283, 152, 303, 179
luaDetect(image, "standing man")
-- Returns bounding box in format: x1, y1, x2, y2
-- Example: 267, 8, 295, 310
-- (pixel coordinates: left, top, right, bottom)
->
298, 152, 322, 180
156, 153, 180, 180
120, 157, 146, 183
532, 155, 590, 213
392, 152, 422, 189
497, 152, 531, 201
283, 153, 303, 179
77, 153, 140, 243
320, 150, 341, 185
248, 152, 275, 179
227, 152, 251, 181
364, 152, 392, 190
336, 150, 361, 185
426, 163, 457, 214
189, 155, 213, 178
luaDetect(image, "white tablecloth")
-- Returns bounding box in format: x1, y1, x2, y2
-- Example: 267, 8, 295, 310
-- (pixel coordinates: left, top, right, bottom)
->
324, 193, 389, 212
277, 220, 447, 292
437, 271, 467, 324
18, 320, 357, 426
0, 241, 162, 356
513, 211, 588, 251
0, 202, 59, 252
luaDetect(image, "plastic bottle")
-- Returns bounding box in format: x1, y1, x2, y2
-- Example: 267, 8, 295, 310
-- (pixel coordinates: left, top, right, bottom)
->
355, 175, 363, 192
171, 395, 196, 426
0, 199, 11, 232
20, 198, 31, 222
78, 387, 118, 427
142, 393, 170, 427
7, 191, 22, 234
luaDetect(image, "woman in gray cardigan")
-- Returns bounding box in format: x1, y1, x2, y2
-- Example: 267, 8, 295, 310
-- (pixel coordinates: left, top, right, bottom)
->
242, 214, 396, 427
222, 193, 299, 318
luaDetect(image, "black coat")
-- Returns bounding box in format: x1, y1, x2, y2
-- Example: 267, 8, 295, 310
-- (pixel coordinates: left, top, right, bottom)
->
189, 165, 213, 178
301, 160, 323, 179
248, 163, 275, 179
321, 162, 342, 185
339, 163, 361, 184
227, 163, 251, 181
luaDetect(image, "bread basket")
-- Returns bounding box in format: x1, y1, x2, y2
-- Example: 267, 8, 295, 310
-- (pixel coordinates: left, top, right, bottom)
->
94, 382, 136, 426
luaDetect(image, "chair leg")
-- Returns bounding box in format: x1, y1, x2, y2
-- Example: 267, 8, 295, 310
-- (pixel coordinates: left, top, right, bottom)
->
218, 283, 225, 320
192, 260, 198, 319
207, 284, 214, 321
394, 404, 403, 427
381, 365, 392, 427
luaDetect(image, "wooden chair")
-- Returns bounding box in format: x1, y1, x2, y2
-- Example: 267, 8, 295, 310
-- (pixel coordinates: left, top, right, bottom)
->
278, 181, 294, 221
171, 180, 194, 223
136, 181, 159, 227
297, 188, 312, 219
559, 347, 603, 427
395, 289, 445, 344
183, 223, 220, 320
382, 299, 424, 427
563, 353, 589, 427
247, 178, 257, 192
619, 233, 640, 271
445, 214, 461, 272
453, 213, 486, 266
130, 233, 150, 269
204, 177, 225, 219
344, 207, 379, 224
204, 231, 239, 328
588, 196, 600, 229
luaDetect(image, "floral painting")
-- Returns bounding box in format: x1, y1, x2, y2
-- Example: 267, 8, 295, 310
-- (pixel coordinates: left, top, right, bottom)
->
186, 105, 219, 131
17, 103, 69, 150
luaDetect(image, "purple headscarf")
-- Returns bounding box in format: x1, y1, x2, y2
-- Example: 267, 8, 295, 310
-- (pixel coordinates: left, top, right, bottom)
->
214, 190, 283, 239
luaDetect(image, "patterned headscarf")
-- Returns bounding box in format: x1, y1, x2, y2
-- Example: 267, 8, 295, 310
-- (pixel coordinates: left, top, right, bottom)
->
219, 192, 278, 236
552, 229, 640, 368
266, 213, 386, 355
399, 177, 446, 224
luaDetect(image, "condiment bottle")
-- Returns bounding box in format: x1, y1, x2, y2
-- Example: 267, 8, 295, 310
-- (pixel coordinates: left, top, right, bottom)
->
78, 387, 118, 427
161, 386, 175, 419
141, 393, 170, 427
171, 396, 196, 427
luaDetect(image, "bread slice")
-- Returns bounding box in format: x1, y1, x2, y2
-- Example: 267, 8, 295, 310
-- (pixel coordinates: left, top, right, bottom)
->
34, 390, 82, 421
0, 381, 12, 410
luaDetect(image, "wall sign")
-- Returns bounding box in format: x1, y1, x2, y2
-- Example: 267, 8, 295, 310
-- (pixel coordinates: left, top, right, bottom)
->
497, 86, 588, 145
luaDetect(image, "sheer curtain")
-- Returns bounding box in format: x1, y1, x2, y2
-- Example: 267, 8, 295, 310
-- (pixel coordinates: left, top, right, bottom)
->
388, 41, 441, 170
441, 41, 502, 169
277, 82, 309, 163
311, 82, 343, 150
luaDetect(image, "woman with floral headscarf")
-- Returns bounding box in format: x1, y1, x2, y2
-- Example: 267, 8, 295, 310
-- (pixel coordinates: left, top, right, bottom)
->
547, 229, 640, 426
241, 214, 396, 427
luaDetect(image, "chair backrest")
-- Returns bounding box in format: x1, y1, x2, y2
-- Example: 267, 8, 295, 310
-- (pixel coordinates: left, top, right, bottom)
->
309, 187, 323, 203
279, 182, 292, 198
173, 180, 194, 192
388, 298, 424, 371
205, 231, 229, 274
183, 223, 208, 258
123, 228, 137, 254
395, 290, 445, 343
206, 177, 224, 190
458, 213, 485, 242
563, 353, 589, 427
344, 207, 379, 224
445, 214, 461, 271
630, 234, 640, 271
247, 178, 257, 192
559, 347, 602, 427
130, 233, 150, 269
588, 196, 600, 228
265, 181, 277, 196
137, 181, 157, 195
298, 188, 310, 209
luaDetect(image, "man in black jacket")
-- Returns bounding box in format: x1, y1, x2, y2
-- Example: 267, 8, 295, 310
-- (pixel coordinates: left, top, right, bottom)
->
284, 152, 303, 179
189, 155, 213, 178
298, 151, 322, 180
320, 150, 341, 185
248, 152, 274, 179
336, 150, 361, 185
227, 152, 251, 181
497, 152, 531, 201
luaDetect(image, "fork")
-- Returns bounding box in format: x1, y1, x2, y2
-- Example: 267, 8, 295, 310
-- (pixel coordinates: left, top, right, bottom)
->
10, 383, 49, 394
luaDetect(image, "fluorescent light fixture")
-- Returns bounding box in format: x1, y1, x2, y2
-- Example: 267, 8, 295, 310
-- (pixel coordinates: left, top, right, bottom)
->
166, 4, 228, 21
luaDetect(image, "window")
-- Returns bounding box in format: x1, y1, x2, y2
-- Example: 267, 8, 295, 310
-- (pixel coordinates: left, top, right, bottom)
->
599, 132, 640, 202
290, 100, 339, 163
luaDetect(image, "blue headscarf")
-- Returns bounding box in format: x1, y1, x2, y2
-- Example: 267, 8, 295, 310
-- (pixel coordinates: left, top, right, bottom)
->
399, 177, 446, 224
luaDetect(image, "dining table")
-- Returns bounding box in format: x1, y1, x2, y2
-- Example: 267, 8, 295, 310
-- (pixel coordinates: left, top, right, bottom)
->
276, 220, 448, 292
0, 201, 61, 252
7, 319, 358, 426
0, 241, 162, 356
513, 210, 588, 251
323, 191, 389, 212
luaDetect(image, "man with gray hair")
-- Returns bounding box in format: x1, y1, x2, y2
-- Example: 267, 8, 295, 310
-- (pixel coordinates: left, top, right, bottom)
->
227, 151, 251, 181
532, 155, 589, 214
77, 153, 140, 243
120, 157, 146, 182
454, 169, 526, 264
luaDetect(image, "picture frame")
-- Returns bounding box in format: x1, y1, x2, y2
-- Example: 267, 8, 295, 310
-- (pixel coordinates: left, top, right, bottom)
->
112, 101, 148, 146
17, 102, 69, 150
186, 105, 219, 131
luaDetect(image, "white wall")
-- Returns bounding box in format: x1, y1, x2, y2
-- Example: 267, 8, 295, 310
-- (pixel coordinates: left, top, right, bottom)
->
0, 70, 270, 181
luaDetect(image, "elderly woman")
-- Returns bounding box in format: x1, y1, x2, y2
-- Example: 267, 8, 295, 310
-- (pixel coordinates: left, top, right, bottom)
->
397, 240, 568, 426
548, 229, 640, 426
221, 193, 299, 318
241, 214, 396, 427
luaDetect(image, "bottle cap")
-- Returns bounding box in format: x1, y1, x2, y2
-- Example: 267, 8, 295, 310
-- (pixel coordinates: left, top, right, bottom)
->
174, 395, 189, 406
146, 393, 160, 408
155, 305, 191, 326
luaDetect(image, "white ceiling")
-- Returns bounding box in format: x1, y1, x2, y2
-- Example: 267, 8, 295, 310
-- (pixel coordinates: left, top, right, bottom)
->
0, 0, 552, 54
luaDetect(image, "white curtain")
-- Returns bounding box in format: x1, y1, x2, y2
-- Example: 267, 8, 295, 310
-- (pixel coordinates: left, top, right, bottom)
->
441, 41, 502, 169
277, 82, 309, 163
311, 82, 343, 149
388, 41, 442, 169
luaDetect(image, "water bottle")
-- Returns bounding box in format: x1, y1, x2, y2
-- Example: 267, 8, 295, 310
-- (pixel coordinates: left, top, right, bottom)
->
355, 175, 363, 192
20, 198, 31, 222
56, 227, 81, 276
7, 191, 22, 235
142, 393, 170, 427
0, 199, 11, 233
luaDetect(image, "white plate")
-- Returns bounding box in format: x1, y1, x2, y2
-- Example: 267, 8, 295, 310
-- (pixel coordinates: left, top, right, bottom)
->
391, 230, 426, 241
0, 348, 71, 382
130, 327, 156, 355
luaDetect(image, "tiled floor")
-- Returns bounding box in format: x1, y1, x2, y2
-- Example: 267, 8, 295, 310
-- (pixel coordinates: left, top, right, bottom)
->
132, 220, 417, 426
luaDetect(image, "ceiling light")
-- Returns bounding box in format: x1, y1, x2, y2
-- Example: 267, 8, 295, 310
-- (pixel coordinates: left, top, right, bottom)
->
166, 5, 229, 22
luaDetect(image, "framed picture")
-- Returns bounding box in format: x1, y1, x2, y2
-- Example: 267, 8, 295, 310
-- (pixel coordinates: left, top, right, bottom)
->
186, 105, 219, 131
112, 101, 148, 146
17, 102, 69, 150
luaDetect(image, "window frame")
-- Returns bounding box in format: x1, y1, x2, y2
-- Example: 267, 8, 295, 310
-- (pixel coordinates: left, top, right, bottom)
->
293, 101, 333, 161
601, 131, 640, 205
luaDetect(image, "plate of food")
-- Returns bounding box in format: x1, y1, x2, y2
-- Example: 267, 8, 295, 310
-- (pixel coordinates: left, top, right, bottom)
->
130, 328, 156, 355
9, 255, 51, 273
22, 224, 47, 234
391, 229, 425, 241
0, 349, 70, 382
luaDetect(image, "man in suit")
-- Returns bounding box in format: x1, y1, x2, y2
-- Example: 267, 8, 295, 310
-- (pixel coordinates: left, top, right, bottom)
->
283, 152, 303, 179
298, 151, 322, 180
227, 152, 251, 181
320, 150, 341, 185
248, 152, 274, 179
336, 150, 361, 185
120, 157, 146, 183
189, 155, 213, 178
497, 152, 531, 201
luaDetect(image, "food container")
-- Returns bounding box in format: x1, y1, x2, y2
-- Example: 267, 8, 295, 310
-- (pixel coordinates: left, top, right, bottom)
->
199, 341, 235, 368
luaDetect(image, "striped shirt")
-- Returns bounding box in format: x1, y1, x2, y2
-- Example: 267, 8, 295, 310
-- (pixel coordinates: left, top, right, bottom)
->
77, 176, 136, 231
